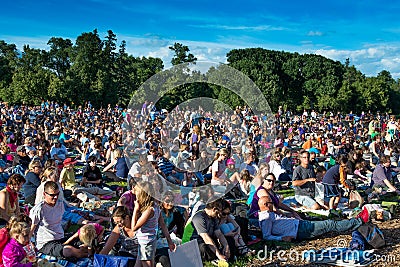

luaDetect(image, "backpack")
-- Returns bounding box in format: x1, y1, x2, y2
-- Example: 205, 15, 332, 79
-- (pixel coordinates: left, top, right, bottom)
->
225, 184, 246, 200
357, 223, 386, 249
349, 230, 366, 250
230, 202, 249, 218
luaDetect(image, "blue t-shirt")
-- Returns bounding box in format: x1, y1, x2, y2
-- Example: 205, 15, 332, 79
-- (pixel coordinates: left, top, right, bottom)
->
322, 164, 340, 185
115, 157, 129, 178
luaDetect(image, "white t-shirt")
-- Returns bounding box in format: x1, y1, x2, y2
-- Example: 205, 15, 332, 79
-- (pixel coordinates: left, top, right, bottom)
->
30, 200, 65, 250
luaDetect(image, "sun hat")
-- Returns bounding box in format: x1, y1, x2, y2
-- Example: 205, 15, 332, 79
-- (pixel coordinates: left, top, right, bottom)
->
226, 158, 235, 165
63, 158, 77, 166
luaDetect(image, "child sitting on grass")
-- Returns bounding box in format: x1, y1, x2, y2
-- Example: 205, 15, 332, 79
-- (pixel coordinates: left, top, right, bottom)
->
0, 214, 32, 266
2, 222, 36, 267
63, 223, 105, 255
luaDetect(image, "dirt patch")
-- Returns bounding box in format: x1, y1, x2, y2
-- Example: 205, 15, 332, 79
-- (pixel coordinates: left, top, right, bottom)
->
246, 218, 400, 267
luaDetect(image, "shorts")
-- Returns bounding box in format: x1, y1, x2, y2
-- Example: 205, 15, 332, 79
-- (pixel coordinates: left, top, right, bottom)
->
295, 195, 317, 209
323, 184, 340, 198
138, 239, 157, 261
39, 238, 67, 258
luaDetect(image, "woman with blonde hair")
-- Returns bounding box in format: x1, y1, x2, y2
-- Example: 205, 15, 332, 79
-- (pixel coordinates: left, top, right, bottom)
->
246, 162, 269, 202
105, 140, 117, 164
131, 182, 175, 267
35, 166, 64, 205
269, 150, 290, 182
103, 148, 129, 181
189, 125, 201, 147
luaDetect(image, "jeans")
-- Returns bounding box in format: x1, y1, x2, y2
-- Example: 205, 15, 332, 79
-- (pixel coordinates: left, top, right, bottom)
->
297, 218, 362, 240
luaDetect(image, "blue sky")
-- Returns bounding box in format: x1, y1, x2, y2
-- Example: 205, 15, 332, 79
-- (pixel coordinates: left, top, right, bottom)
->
1, 0, 400, 78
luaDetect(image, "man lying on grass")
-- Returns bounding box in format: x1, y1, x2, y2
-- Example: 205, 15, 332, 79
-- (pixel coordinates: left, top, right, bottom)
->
258, 195, 369, 241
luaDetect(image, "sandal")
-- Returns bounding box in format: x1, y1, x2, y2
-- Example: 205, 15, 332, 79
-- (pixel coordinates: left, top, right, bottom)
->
238, 245, 254, 256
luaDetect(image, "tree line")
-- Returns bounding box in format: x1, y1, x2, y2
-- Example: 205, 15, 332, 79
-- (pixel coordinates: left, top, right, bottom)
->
0, 29, 399, 114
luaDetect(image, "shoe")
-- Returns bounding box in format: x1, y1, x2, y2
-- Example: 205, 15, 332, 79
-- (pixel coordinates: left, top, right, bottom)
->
238, 245, 254, 255
356, 207, 369, 223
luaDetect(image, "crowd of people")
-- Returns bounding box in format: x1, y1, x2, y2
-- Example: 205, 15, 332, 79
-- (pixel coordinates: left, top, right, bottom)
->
0, 100, 399, 266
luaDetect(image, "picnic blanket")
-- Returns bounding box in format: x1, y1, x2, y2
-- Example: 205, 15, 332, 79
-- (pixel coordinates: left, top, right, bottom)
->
37, 253, 92, 267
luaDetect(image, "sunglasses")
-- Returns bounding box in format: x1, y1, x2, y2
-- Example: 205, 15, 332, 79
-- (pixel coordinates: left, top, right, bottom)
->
45, 191, 60, 198
265, 179, 275, 183
222, 212, 230, 216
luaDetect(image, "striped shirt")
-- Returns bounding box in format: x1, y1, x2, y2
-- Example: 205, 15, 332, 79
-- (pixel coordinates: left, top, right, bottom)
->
157, 157, 175, 176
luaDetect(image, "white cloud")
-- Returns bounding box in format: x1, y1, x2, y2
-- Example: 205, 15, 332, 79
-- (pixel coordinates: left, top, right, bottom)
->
313, 43, 400, 78
147, 46, 172, 62
307, 31, 324, 36
0, 35, 53, 51
189, 24, 287, 31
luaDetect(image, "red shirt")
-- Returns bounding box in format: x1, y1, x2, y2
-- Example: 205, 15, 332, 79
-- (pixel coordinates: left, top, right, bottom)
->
0, 227, 10, 265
